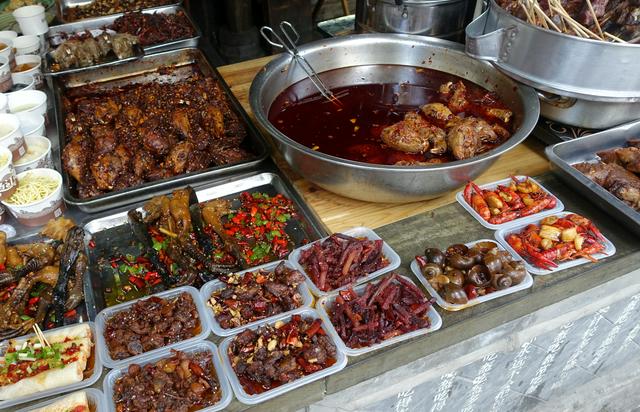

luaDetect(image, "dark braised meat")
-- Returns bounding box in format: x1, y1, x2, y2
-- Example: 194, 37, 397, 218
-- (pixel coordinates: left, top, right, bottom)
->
381, 112, 447, 154
575, 161, 640, 210
65, 0, 174, 21
597, 146, 640, 173
113, 350, 221, 412
50, 33, 138, 71
207, 262, 305, 329
228, 315, 337, 395
62, 72, 250, 199
298, 233, 388, 292
110, 11, 196, 46
329, 274, 432, 348
104, 292, 201, 360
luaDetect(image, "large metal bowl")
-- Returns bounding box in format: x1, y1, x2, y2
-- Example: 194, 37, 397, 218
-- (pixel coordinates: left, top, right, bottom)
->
250, 34, 539, 203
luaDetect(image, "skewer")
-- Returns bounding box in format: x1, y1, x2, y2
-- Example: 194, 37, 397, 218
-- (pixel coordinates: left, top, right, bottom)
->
32, 324, 51, 348
260, 21, 342, 107
584, 0, 604, 38
604, 32, 627, 43
158, 227, 178, 238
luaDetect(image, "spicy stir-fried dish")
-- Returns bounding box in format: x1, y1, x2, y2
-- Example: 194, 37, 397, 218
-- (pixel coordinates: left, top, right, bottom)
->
228, 315, 337, 395
207, 262, 306, 329
113, 350, 222, 411
109, 10, 196, 46
64, 0, 174, 21
103, 292, 201, 360
269, 65, 514, 166
0, 218, 87, 340
574, 139, 640, 211
62, 69, 251, 200
416, 241, 527, 305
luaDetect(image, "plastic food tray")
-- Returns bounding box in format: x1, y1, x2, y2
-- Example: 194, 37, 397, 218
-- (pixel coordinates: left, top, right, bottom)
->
315, 275, 443, 357
410, 239, 534, 311
95, 286, 211, 369
495, 211, 617, 275
288, 226, 401, 297
103, 340, 232, 412
218, 307, 347, 405
200, 260, 314, 337
455, 175, 565, 230
0, 322, 103, 410
16, 388, 106, 412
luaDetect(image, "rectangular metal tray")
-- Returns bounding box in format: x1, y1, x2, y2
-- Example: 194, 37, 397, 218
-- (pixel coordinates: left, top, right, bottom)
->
56, 0, 183, 23
81, 170, 328, 315
52, 47, 269, 213
545, 119, 640, 237
47, 5, 201, 55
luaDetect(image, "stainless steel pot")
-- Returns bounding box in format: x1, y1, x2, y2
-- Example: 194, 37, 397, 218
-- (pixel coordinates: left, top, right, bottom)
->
355, 0, 475, 42
465, 0, 640, 128
250, 34, 539, 203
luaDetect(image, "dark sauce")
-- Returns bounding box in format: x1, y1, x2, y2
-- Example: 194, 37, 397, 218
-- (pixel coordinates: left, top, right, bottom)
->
268, 65, 513, 165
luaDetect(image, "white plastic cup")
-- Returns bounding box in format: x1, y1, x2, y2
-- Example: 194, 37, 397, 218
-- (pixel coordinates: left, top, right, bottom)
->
11, 54, 41, 88
0, 94, 7, 113
0, 31, 17, 40
7, 89, 46, 123
0, 146, 17, 201
13, 135, 52, 174
1, 168, 64, 227
13, 6, 48, 36
7, 73, 35, 93
12, 35, 41, 56
18, 112, 44, 137
0, 56, 12, 93
0, 113, 26, 161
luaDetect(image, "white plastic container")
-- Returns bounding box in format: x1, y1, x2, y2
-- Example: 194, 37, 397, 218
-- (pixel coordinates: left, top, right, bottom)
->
200, 260, 314, 337
455, 176, 565, 230
315, 275, 443, 357
8, 89, 47, 122
0, 146, 16, 201
495, 211, 617, 275
14, 135, 52, 173
16, 388, 106, 412
12, 35, 41, 55
0, 31, 17, 39
0, 322, 103, 410
95, 286, 211, 369
0, 112, 26, 161
18, 112, 44, 137
219, 307, 347, 405
410, 239, 534, 311
288, 226, 401, 297
13, 5, 48, 36
2, 168, 65, 227
103, 340, 232, 412
11, 54, 42, 89
0, 55, 12, 92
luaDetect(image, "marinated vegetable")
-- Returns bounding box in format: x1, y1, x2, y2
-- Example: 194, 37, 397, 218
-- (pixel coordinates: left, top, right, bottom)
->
328, 273, 433, 348
228, 315, 337, 395
104, 292, 201, 360
416, 241, 527, 305
207, 262, 306, 329
113, 350, 221, 411
298, 233, 388, 292
506, 213, 608, 270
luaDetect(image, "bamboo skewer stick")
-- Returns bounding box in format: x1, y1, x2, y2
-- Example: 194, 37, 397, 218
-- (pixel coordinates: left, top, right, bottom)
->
605, 32, 627, 43
33, 324, 51, 348
585, 0, 604, 38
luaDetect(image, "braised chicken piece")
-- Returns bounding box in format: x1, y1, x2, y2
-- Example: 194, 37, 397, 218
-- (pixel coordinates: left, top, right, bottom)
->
597, 147, 640, 173
166, 141, 194, 174
62, 140, 88, 183
439, 81, 468, 113
446, 117, 498, 160
485, 107, 513, 123
421, 102, 453, 123
110, 33, 138, 59
91, 153, 125, 190
574, 162, 640, 210
171, 109, 191, 138
140, 118, 175, 156
91, 125, 117, 155
381, 112, 447, 154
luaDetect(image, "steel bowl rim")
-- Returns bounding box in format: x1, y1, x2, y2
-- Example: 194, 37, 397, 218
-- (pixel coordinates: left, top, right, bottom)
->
250, 33, 539, 173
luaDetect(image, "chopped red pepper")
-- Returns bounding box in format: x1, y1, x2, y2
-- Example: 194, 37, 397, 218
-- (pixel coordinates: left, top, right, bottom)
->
464, 284, 478, 300
88, 239, 96, 249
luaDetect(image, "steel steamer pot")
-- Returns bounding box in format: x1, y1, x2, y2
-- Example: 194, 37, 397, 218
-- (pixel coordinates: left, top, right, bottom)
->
355, 0, 476, 42
466, 0, 640, 129
250, 34, 539, 203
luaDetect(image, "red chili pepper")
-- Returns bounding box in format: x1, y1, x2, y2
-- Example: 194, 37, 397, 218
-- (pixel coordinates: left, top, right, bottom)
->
305, 319, 322, 337
111, 261, 118, 268
0, 263, 6, 271
128, 276, 145, 289
88, 239, 96, 249
28, 296, 39, 305
64, 309, 77, 318
464, 284, 478, 300
144, 271, 158, 281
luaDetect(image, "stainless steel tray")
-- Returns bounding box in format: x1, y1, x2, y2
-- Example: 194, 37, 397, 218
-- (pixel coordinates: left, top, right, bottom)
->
81, 170, 328, 314
52, 47, 269, 213
47, 5, 200, 55
546, 119, 640, 236
56, 0, 183, 23
43, 44, 145, 77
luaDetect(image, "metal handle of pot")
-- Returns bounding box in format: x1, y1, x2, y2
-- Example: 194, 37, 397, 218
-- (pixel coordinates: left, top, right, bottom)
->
465, 10, 516, 62
536, 90, 577, 109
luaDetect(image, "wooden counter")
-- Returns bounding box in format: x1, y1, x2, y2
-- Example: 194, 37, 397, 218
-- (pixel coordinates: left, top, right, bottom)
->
218, 56, 551, 232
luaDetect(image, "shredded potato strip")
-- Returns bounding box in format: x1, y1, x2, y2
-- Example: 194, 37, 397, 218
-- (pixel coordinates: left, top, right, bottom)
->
6, 174, 58, 205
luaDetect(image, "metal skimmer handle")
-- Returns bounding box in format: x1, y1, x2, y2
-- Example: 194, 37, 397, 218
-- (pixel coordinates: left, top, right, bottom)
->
260, 21, 340, 105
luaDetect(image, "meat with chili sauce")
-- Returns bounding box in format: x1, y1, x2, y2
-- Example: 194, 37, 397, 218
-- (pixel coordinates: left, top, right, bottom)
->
104, 292, 200, 360
207, 262, 306, 329
298, 233, 388, 292
113, 350, 221, 412
228, 315, 337, 395
329, 273, 433, 348
109, 11, 196, 47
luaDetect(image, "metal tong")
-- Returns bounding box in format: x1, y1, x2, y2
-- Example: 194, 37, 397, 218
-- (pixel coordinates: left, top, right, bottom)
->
260, 21, 341, 106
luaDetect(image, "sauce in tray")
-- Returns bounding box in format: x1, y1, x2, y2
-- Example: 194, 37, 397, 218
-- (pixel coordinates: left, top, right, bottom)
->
268, 65, 514, 165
